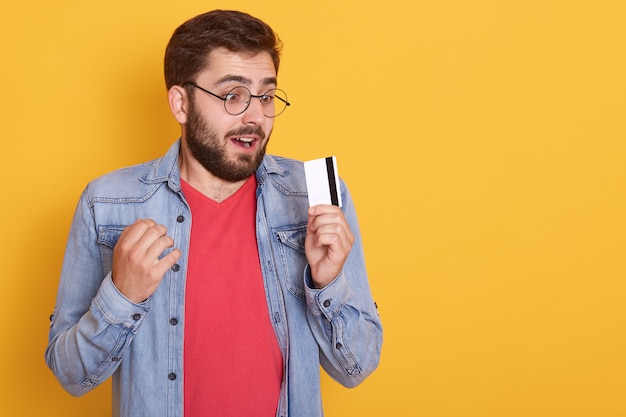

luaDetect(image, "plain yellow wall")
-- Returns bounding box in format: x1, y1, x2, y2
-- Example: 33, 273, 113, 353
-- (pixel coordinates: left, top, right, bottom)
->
2, 1, 625, 416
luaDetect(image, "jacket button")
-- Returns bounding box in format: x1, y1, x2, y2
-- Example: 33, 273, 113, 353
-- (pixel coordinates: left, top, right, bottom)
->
336, 342, 343, 349
169, 318, 178, 325
176, 215, 185, 223
323, 299, 331, 308
132, 313, 141, 321
168, 373, 177, 381
171, 264, 180, 272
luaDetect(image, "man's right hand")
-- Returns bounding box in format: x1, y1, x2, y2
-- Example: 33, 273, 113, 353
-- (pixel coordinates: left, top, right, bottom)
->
112, 219, 181, 303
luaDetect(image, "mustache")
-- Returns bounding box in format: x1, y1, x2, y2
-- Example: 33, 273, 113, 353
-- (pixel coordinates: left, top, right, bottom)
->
225, 125, 266, 141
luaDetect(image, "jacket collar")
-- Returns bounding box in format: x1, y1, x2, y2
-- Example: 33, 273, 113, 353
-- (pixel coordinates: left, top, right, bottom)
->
138, 139, 289, 191
137, 140, 182, 192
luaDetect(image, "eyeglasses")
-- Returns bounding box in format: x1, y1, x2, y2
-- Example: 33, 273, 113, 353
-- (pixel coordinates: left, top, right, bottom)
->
184, 82, 290, 117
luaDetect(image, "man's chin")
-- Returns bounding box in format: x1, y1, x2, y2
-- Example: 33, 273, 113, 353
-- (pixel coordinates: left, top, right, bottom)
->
217, 156, 263, 182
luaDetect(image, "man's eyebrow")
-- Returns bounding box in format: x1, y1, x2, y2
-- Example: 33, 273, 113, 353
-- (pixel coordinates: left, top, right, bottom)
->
261, 76, 278, 86
214, 75, 277, 87
215, 75, 251, 86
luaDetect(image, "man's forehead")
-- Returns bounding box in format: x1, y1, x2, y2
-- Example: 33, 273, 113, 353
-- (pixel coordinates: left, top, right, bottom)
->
203, 48, 276, 78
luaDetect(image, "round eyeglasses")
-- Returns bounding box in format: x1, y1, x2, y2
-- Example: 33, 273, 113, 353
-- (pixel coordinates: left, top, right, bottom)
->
184, 82, 290, 117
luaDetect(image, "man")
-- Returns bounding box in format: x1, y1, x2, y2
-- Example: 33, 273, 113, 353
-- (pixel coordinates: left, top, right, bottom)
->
46, 9, 382, 417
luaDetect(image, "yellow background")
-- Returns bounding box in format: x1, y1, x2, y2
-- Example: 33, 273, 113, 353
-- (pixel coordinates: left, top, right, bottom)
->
2, 0, 625, 416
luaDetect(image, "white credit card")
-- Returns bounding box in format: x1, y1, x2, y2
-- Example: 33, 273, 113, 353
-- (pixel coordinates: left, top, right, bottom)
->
304, 156, 342, 207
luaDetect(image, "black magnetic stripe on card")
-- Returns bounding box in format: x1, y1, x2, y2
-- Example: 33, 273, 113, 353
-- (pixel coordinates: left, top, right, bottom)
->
325, 157, 339, 206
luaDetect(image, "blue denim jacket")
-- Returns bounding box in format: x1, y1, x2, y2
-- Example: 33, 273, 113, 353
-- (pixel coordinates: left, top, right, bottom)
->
46, 140, 382, 417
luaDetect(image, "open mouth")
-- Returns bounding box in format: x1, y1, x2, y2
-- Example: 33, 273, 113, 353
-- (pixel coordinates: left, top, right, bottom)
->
233, 137, 255, 149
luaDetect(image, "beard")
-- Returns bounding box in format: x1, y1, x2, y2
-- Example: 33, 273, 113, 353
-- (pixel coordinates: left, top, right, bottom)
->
185, 102, 269, 183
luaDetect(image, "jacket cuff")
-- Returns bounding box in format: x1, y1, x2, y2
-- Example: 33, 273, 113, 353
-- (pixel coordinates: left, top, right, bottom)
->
304, 265, 351, 320
92, 273, 149, 331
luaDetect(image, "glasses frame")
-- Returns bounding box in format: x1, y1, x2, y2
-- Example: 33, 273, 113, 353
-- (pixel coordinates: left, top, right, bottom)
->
183, 82, 290, 118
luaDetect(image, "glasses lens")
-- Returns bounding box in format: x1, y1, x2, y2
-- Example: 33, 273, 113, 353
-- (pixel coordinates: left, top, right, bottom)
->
224, 86, 251, 115
263, 88, 289, 117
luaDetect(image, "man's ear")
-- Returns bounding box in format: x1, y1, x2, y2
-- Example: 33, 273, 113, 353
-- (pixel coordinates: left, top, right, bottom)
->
168, 85, 188, 124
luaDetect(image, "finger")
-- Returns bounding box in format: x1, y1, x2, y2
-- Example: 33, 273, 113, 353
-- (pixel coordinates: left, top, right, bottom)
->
312, 219, 354, 245
308, 204, 342, 217
117, 219, 158, 247
309, 212, 349, 235
116, 222, 170, 268
312, 231, 352, 254
145, 234, 176, 263
153, 248, 182, 277
129, 222, 168, 254
311, 221, 346, 239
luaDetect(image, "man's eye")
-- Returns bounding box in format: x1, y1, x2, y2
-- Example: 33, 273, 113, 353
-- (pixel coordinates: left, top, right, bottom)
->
259, 95, 274, 104
225, 93, 241, 102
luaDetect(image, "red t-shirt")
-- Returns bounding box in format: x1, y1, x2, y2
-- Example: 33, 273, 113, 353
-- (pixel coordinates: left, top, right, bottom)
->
182, 176, 283, 417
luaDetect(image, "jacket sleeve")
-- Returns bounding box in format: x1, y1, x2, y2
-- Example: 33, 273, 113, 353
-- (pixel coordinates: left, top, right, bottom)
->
304, 181, 383, 387
45, 189, 148, 396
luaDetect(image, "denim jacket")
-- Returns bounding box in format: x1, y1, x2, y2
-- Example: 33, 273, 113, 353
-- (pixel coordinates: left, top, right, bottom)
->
46, 140, 382, 417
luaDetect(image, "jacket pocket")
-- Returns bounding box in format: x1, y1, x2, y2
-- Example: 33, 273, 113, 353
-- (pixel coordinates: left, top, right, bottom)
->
97, 225, 126, 273
274, 223, 308, 300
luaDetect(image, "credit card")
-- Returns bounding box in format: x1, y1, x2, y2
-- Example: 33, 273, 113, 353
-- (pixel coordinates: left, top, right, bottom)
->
304, 156, 342, 207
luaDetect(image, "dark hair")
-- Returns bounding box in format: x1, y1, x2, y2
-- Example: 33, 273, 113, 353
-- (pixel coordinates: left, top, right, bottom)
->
164, 10, 282, 90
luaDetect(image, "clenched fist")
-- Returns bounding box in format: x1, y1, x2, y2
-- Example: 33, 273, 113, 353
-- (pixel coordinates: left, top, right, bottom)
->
112, 219, 181, 303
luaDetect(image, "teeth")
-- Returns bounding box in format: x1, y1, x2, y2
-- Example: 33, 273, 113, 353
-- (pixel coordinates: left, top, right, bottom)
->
236, 138, 253, 148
